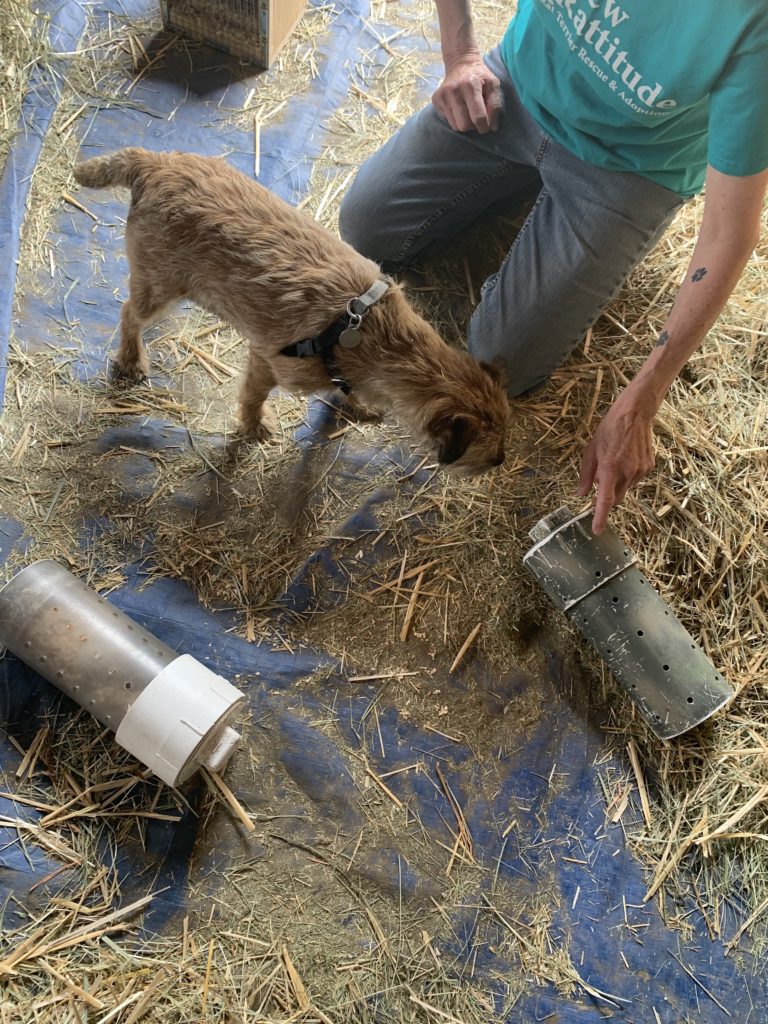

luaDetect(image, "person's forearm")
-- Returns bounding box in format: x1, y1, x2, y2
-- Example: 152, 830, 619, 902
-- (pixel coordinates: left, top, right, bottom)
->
431, 0, 501, 133
623, 164, 766, 416
578, 165, 766, 532
435, 0, 479, 66
579, 223, 756, 532
626, 227, 758, 414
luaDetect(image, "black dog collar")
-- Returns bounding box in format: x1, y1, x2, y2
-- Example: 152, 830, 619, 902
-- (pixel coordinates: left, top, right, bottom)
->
279, 279, 390, 394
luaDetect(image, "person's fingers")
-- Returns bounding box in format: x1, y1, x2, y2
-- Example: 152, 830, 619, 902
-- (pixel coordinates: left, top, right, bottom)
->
591, 476, 617, 535
625, 450, 653, 490
432, 84, 464, 130
578, 445, 597, 496
431, 87, 449, 123
615, 480, 632, 505
433, 67, 502, 134
637, 449, 655, 483
445, 92, 473, 132
465, 77, 490, 132
483, 77, 503, 131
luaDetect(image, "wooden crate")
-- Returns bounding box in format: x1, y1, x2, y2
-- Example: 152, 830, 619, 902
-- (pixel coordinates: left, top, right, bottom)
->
160, 0, 308, 68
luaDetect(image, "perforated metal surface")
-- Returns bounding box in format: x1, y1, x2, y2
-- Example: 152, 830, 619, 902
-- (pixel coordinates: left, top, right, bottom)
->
524, 508, 734, 739
0, 560, 174, 728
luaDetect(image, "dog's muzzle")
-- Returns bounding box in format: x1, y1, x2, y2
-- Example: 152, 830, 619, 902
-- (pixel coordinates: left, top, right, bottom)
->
279, 279, 390, 394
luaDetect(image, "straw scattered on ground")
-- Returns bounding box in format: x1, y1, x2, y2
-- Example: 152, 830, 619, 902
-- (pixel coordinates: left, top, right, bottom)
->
1, 2, 767, 1019
0, 0, 50, 176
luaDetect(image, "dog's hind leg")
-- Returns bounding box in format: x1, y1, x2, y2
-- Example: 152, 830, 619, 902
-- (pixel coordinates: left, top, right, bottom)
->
238, 345, 277, 442
114, 274, 181, 381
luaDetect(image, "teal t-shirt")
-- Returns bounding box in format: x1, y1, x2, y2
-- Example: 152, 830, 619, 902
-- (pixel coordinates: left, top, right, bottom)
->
500, 0, 768, 196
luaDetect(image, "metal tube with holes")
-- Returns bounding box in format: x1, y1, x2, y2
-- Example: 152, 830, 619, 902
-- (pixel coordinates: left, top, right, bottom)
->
0, 560, 244, 785
523, 507, 735, 739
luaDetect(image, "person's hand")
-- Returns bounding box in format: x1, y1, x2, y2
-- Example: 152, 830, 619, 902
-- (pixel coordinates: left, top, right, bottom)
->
578, 392, 657, 534
432, 54, 502, 134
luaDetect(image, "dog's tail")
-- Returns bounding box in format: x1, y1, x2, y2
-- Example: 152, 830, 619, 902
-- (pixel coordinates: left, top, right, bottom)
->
73, 147, 158, 190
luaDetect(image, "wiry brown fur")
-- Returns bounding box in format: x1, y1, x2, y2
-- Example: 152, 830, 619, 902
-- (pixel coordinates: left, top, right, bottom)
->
73, 148, 510, 474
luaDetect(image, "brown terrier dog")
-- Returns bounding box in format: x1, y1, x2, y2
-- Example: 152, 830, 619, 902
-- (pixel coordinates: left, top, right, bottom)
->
74, 148, 509, 474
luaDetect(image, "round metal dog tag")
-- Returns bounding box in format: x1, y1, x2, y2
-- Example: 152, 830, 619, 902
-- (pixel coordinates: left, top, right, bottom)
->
338, 326, 362, 348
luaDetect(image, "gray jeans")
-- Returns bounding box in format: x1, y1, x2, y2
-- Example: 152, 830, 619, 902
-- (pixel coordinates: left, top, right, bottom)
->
338, 47, 685, 397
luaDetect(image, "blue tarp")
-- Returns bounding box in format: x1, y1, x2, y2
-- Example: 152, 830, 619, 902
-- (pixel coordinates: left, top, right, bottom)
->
1, 2, 765, 1019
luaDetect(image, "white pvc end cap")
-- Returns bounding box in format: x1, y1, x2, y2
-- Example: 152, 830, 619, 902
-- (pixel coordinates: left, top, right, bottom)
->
202, 725, 242, 774
115, 654, 244, 787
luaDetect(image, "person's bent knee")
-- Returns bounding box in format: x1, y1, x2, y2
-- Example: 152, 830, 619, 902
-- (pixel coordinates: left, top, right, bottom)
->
467, 320, 552, 399
338, 177, 374, 254
338, 154, 405, 263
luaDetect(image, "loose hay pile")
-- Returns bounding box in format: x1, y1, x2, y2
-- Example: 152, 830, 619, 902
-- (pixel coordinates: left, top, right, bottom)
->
0, 0, 49, 174
1, 0, 768, 1018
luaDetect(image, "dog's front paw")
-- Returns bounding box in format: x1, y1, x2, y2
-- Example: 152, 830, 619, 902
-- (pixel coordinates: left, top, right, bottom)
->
238, 406, 277, 443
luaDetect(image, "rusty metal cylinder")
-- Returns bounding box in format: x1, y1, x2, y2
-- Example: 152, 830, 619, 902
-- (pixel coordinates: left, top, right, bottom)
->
0, 560, 175, 726
524, 507, 735, 740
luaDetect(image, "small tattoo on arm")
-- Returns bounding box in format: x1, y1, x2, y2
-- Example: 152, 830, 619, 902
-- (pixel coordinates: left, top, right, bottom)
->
655, 330, 669, 348
692, 266, 708, 282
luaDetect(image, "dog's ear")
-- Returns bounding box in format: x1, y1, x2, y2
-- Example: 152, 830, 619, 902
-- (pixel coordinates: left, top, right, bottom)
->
478, 358, 507, 388
429, 412, 477, 465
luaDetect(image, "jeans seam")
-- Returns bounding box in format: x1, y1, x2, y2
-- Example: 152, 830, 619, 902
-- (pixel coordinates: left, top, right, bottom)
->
510, 185, 548, 248
564, 220, 675, 354
470, 185, 549, 328
393, 160, 528, 264
534, 135, 549, 170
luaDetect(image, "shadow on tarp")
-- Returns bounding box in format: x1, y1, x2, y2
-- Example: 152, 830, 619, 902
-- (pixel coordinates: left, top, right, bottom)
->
1, 0, 766, 1020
